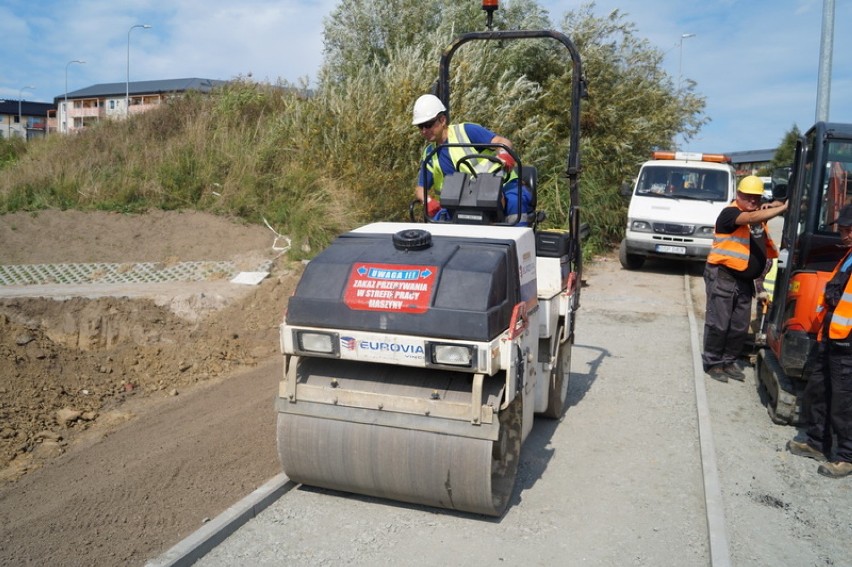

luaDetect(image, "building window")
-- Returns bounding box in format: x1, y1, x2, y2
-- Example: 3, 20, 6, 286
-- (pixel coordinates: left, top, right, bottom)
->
109, 100, 116, 110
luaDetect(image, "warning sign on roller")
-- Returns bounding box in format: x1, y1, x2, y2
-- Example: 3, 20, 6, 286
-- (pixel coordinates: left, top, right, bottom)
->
344, 263, 438, 313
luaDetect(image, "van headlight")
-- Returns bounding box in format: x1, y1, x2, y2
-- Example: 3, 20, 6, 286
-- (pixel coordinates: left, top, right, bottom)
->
695, 226, 715, 238
630, 220, 653, 232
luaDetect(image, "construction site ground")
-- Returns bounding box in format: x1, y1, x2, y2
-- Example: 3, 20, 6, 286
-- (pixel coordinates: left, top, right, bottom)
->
0, 210, 850, 567
0, 210, 297, 565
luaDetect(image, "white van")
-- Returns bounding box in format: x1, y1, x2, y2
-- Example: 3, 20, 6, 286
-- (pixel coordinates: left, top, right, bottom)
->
619, 151, 737, 270
759, 176, 773, 201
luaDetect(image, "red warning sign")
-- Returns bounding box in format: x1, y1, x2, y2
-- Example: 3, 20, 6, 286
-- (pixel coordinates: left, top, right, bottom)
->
344, 263, 438, 313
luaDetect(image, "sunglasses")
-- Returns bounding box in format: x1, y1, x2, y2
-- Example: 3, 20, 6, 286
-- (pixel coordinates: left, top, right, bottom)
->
739, 193, 762, 200
417, 116, 440, 130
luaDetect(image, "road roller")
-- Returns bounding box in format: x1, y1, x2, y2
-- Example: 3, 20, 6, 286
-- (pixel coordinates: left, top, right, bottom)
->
276, 3, 586, 516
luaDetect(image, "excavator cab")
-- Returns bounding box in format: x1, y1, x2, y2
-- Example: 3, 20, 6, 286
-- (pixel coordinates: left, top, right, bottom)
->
757, 122, 852, 424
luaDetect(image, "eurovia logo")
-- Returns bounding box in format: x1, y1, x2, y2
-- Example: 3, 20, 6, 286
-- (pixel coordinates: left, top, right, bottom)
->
338, 336, 425, 358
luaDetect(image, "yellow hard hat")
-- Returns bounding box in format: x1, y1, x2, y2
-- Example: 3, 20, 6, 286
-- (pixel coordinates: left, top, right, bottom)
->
737, 175, 764, 195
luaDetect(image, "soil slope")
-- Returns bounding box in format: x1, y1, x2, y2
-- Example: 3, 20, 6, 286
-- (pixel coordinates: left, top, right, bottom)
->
0, 210, 300, 565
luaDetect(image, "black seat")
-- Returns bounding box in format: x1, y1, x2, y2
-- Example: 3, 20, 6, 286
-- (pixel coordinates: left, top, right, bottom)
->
520, 165, 538, 212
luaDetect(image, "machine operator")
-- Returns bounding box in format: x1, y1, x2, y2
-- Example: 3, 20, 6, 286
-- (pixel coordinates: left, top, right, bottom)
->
411, 94, 532, 224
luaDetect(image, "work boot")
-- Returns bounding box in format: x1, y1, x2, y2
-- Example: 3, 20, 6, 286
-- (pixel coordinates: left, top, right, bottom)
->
787, 440, 827, 462
817, 461, 852, 478
723, 364, 745, 381
707, 366, 728, 383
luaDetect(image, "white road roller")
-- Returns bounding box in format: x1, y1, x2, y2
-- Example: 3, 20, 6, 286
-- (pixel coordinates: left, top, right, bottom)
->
276, 2, 586, 516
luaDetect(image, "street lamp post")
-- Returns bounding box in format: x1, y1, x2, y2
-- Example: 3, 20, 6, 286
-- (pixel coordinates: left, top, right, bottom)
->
678, 33, 696, 89
64, 60, 86, 134
18, 85, 35, 140
126, 24, 152, 118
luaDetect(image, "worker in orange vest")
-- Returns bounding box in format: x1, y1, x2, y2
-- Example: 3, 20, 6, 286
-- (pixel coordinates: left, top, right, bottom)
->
788, 204, 852, 478
702, 175, 787, 382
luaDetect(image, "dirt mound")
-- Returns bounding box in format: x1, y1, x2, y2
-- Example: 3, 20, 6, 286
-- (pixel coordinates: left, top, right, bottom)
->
0, 210, 301, 481
0, 209, 280, 264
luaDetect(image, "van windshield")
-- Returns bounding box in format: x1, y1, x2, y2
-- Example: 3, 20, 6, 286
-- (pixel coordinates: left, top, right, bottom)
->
635, 166, 730, 202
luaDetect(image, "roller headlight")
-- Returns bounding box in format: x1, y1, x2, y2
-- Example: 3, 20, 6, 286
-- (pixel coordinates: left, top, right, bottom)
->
296, 331, 338, 355
429, 343, 475, 367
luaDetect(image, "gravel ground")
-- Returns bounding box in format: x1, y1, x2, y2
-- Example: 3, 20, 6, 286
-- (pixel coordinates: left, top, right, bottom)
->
193, 254, 852, 567
2, 212, 849, 566
190, 258, 683, 566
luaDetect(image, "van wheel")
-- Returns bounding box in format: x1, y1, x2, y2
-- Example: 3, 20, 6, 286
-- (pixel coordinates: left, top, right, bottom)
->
619, 239, 645, 270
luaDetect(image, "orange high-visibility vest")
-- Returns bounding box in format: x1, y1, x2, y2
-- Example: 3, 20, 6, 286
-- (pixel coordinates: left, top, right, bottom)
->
707, 203, 778, 271
822, 249, 852, 340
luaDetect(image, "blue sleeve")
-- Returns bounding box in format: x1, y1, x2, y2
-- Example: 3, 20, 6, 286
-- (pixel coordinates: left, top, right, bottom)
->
417, 167, 434, 190
417, 145, 435, 190
463, 123, 496, 144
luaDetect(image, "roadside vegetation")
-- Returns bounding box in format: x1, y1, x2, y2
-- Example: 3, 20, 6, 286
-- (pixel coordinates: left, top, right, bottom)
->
1, 1, 725, 259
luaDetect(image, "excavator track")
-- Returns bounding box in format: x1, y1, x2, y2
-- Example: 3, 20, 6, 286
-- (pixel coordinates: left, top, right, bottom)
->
276, 356, 522, 516
756, 348, 801, 425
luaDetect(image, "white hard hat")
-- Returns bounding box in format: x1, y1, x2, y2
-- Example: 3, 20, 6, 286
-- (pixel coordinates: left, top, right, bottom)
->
411, 94, 446, 125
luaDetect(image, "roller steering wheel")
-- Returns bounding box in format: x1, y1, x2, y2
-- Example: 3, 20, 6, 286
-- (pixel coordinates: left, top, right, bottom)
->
455, 153, 512, 184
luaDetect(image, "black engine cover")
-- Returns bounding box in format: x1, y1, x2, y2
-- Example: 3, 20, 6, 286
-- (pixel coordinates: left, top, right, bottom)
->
286, 229, 520, 341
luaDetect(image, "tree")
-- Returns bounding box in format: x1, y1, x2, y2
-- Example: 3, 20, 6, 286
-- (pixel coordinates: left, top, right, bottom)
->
321, 0, 558, 86
770, 124, 800, 170
322, 0, 444, 83
317, 0, 709, 252
552, 4, 707, 182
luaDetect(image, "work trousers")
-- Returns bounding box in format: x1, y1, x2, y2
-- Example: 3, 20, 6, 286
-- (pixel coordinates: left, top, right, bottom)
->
702, 263, 753, 371
801, 341, 852, 463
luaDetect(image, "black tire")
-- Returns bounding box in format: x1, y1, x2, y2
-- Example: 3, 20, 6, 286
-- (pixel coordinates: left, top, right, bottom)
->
619, 239, 645, 270
542, 336, 571, 419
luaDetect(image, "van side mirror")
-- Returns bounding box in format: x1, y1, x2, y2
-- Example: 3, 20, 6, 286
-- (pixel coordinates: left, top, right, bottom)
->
620, 181, 633, 197
773, 182, 788, 202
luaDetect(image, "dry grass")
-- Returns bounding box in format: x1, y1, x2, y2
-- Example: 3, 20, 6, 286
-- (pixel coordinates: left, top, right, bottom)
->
0, 28, 675, 258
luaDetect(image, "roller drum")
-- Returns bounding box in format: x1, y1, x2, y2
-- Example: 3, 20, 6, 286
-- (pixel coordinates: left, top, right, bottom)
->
276, 357, 521, 516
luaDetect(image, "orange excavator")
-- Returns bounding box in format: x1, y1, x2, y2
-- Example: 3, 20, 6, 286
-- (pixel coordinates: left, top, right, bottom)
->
756, 122, 852, 424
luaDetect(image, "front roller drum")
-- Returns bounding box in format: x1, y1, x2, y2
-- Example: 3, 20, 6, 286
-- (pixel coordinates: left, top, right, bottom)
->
277, 394, 522, 516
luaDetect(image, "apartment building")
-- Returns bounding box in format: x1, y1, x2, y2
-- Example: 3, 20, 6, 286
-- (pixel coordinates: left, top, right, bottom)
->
0, 100, 55, 140
52, 77, 226, 134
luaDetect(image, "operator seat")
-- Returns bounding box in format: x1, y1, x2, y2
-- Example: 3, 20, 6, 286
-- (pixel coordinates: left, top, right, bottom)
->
440, 164, 538, 226
408, 165, 539, 227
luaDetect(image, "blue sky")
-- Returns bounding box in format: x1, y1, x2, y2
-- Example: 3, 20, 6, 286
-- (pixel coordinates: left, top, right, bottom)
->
1, 0, 849, 153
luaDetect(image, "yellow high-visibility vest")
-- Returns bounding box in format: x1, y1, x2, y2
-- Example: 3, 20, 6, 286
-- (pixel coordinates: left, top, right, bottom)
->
422, 123, 517, 194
